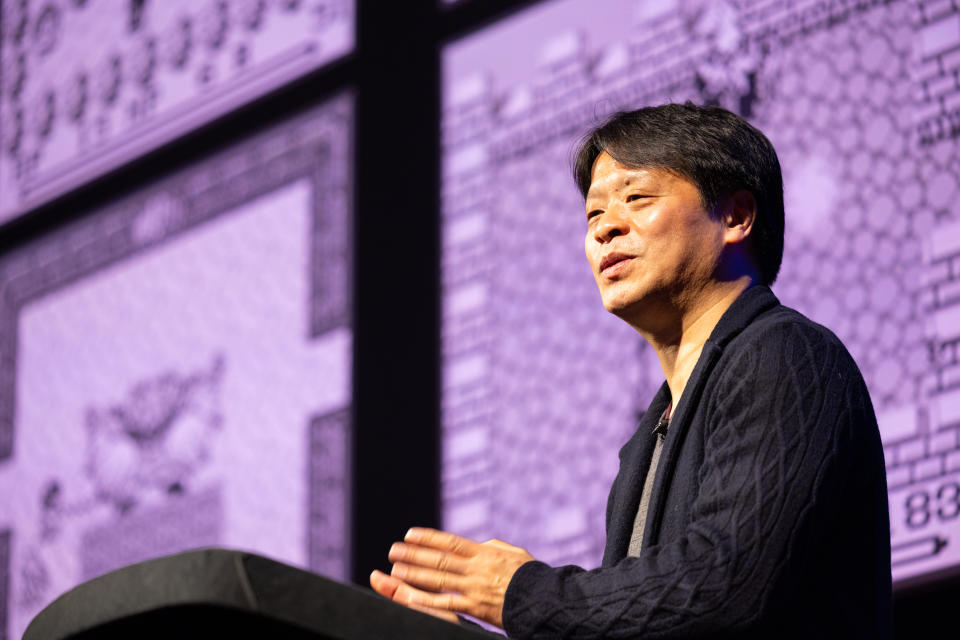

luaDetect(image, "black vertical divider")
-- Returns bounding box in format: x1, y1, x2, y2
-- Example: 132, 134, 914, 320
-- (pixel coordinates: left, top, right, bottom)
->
348, 0, 551, 588
351, 0, 444, 585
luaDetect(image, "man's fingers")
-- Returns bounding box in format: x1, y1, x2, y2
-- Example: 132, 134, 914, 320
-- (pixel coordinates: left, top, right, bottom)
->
406, 588, 474, 616
378, 528, 528, 631
391, 562, 466, 593
372, 570, 474, 615
389, 542, 470, 574
370, 569, 402, 599
369, 571, 460, 624
405, 528, 480, 555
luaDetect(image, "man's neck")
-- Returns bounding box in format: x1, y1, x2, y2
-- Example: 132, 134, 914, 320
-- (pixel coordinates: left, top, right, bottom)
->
638, 276, 754, 410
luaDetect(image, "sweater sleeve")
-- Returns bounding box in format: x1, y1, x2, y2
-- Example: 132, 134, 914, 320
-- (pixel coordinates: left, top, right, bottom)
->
502, 322, 875, 639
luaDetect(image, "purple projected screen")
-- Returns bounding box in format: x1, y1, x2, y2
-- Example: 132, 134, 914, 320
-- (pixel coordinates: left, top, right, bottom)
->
0, 95, 352, 639
441, 0, 960, 589
0, 0, 355, 223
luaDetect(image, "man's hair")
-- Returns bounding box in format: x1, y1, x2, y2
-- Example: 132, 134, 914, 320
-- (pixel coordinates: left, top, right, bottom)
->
573, 103, 785, 285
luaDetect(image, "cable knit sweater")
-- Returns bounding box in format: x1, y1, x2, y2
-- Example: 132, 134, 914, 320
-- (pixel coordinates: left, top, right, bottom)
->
502, 285, 892, 639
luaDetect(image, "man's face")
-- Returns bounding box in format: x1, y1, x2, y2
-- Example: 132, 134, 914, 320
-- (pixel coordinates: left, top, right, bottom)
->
584, 152, 727, 322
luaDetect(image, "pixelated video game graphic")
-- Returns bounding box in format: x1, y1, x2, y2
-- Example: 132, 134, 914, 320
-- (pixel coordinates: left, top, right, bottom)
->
441, 0, 960, 587
0, 95, 352, 639
0, 0, 354, 222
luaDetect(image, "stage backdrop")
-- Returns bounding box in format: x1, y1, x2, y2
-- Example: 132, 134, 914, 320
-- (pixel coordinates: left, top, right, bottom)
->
441, 0, 960, 590
0, 95, 353, 640
0, 0, 355, 223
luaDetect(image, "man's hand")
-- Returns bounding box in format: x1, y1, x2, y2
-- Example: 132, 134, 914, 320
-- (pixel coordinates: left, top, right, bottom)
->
369, 527, 535, 629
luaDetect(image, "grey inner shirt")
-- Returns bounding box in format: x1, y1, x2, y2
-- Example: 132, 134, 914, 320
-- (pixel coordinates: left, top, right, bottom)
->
627, 405, 671, 557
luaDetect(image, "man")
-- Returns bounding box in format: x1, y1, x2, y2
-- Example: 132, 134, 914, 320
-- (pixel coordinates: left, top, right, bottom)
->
370, 104, 892, 638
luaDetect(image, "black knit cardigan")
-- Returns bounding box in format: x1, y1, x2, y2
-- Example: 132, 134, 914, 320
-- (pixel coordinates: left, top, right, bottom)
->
502, 285, 893, 639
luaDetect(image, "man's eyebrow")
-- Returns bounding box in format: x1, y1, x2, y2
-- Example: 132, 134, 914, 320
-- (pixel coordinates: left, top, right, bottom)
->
586, 174, 650, 201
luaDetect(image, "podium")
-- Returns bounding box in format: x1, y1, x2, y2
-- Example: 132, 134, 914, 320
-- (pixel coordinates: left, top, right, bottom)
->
24, 548, 495, 639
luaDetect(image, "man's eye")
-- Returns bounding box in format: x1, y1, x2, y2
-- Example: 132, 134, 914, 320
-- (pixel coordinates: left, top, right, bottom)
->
587, 210, 602, 220
626, 194, 647, 202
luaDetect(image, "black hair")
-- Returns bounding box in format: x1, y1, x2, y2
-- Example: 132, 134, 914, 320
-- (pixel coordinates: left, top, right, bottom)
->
573, 103, 785, 285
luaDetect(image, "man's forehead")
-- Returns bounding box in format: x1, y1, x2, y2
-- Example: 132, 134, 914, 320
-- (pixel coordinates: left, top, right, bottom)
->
586, 155, 675, 199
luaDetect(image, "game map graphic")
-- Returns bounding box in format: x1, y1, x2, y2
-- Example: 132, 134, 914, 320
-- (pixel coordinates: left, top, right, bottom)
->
0, 0, 355, 222
0, 94, 353, 639
441, 0, 960, 587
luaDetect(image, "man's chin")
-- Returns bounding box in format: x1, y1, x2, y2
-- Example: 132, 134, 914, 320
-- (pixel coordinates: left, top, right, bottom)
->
602, 296, 642, 319
602, 293, 666, 328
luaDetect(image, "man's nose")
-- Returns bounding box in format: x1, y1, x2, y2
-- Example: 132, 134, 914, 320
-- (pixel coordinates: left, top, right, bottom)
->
592, 209, 630, 244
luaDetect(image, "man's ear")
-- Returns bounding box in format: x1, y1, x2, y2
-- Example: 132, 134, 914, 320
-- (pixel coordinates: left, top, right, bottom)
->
721, 190, 757, 246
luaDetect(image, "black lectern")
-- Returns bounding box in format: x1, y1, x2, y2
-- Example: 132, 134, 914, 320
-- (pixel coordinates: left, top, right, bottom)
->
24, 548, 495, 639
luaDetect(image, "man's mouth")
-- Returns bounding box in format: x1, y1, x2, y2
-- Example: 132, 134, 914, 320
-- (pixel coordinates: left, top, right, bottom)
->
599, 253, 633, 273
